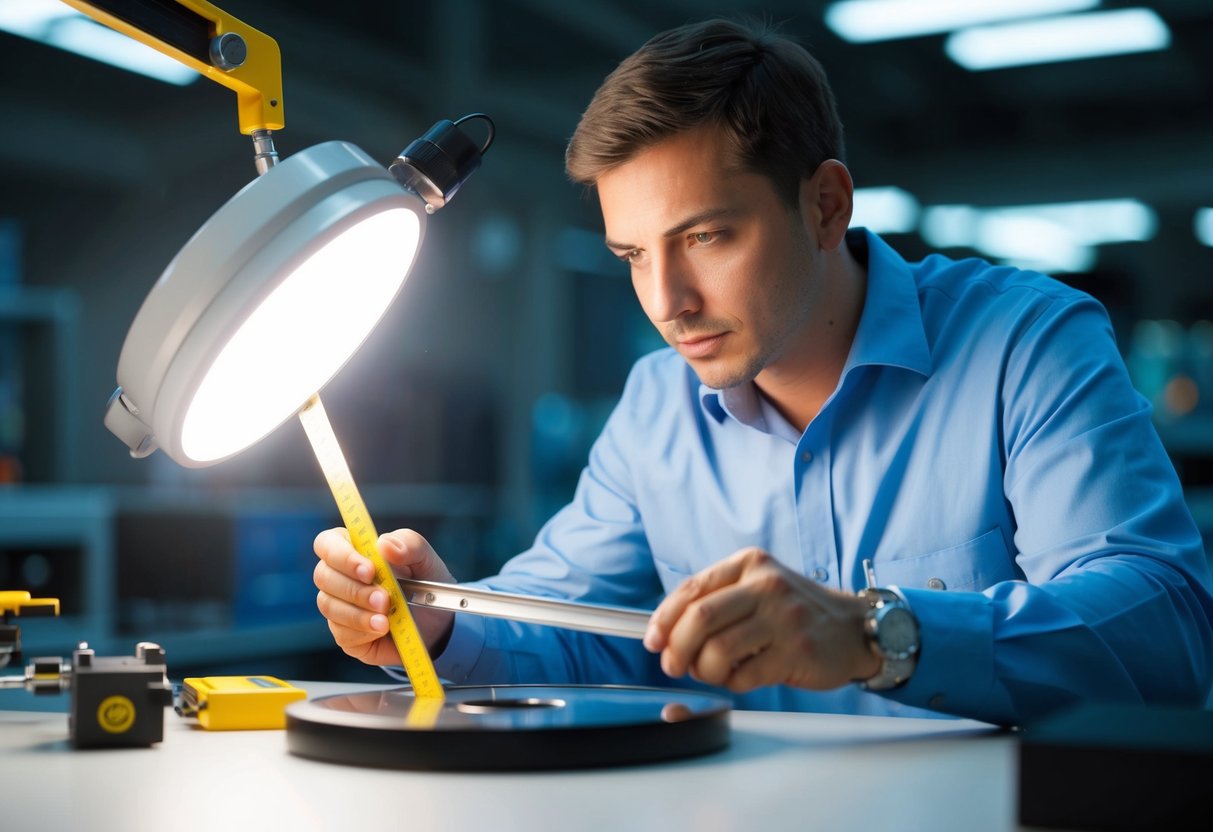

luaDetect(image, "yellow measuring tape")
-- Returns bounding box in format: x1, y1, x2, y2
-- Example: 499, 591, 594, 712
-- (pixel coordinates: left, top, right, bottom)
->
298, 394, 445, 706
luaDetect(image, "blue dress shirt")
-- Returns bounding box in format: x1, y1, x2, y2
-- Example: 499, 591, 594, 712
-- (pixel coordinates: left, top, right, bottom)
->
416, 229, 1213, 725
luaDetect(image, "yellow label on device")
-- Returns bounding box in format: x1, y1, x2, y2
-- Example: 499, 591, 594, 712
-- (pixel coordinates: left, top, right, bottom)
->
299, 394, 445, 701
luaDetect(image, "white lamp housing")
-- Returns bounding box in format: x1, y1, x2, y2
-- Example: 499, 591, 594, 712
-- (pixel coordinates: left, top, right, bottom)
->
105, 140, 427, 467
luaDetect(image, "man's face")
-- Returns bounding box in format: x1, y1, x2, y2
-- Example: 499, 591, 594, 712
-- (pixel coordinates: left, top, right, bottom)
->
596, 126, 822, 390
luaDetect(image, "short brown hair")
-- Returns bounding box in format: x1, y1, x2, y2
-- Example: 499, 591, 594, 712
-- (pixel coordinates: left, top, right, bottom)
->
565, 18, 845, 205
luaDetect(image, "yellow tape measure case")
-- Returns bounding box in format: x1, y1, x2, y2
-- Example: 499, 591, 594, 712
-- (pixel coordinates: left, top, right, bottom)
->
179, 676, 306, 730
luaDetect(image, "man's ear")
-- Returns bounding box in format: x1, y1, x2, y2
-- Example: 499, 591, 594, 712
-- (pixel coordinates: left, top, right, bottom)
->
800, 160, 853, 251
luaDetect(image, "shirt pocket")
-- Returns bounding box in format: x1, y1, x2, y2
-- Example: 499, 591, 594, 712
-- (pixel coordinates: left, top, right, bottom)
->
872, 527, 1019, 592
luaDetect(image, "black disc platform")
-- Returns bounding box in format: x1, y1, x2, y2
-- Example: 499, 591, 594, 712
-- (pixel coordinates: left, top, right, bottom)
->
285, 684, 732, 771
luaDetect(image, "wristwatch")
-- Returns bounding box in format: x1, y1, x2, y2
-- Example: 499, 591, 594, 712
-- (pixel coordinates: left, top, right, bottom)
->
856, 561, 920, 691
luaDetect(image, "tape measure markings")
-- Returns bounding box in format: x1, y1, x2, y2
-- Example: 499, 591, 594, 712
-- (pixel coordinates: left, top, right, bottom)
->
298, 394, 445, 701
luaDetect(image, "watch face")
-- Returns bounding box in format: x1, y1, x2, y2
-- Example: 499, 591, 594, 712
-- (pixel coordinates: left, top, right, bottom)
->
877, 607, 919, 659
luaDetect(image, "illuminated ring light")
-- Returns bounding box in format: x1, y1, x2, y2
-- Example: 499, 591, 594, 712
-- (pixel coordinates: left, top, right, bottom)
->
110, 141, 426, 467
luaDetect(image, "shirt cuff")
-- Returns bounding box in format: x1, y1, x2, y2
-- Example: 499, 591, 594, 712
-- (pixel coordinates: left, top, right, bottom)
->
381, 614, 487, 686
882, 586, 998, 720
432, 612, 486, 685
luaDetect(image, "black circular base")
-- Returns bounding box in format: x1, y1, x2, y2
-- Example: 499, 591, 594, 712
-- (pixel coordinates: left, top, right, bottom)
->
285, 684, 731, 771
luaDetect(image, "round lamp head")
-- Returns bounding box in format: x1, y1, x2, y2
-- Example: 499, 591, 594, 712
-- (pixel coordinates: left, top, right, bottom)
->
104, 141, 427, 467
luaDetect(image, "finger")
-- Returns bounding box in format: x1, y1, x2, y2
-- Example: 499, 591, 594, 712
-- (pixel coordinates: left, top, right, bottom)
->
645, 548, 758, 651
314, 527, 374, 583
313, 560, 389, 612
723, 643, 796, 693
687, 615, 775, 686
379, 529, 455, 583
313, 526, 351, 554
316, 589, 390, 635
326, 620, 398, 665
661, 582, 760, 678
326, 618, 388, 649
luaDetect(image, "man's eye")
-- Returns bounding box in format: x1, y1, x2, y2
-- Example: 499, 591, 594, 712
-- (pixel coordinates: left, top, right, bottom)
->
692, 231, 716, 245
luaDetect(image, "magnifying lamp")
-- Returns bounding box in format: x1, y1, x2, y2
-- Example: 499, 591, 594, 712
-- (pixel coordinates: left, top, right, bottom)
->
72, 0, 493, 465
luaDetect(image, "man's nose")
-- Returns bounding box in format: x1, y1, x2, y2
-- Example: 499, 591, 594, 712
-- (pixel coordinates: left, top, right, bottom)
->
646, 252, 700, 323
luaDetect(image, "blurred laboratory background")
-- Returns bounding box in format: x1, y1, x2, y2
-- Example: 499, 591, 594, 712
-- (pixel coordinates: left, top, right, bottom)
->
1, 0, 1212, 681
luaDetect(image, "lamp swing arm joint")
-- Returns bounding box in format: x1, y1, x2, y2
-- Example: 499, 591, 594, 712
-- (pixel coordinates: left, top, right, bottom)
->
251, 129, 278, 176
58, 0, 285, 135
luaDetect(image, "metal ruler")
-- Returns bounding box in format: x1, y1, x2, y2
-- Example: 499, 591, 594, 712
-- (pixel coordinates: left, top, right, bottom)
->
397, 578, 650, 639
298, 394, 445, 702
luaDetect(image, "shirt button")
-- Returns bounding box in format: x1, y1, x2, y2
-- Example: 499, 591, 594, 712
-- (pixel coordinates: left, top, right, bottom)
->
926, 577, 947, 591
801, 451, 813, 463
812, 567, 829, 582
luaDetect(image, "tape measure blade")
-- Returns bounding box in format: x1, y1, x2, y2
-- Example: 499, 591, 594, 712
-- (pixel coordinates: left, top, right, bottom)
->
298, 394, 444, 702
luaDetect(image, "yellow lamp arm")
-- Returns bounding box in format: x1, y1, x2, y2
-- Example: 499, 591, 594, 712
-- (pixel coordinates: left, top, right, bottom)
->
58, 0, 284, 134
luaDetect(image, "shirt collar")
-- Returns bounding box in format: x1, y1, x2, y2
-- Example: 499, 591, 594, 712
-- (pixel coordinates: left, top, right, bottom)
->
699, 228, 932, 425
843, 228, 932, 378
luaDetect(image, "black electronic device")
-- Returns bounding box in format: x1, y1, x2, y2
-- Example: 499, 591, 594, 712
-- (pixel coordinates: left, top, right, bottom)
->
1018, 701, 1213, 830
69, 642, 174, 748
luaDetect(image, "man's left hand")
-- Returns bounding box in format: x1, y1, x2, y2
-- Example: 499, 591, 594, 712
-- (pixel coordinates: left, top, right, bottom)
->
644, 547, 880, 692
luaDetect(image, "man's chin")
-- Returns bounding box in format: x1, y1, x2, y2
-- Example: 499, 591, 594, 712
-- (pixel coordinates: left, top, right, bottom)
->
684, 357, 759, 391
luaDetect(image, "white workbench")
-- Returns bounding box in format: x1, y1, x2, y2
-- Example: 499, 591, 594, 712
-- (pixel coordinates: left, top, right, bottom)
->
0, 681, 1035, 831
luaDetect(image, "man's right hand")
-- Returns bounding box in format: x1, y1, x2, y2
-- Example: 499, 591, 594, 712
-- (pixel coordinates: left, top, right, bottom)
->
312, 527, 457, 666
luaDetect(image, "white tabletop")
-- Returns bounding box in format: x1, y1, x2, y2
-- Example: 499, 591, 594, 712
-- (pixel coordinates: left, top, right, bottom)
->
0, 681, 1033, 832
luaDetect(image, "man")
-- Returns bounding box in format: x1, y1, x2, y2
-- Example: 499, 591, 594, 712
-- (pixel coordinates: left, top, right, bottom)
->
313, 19, 1213, 725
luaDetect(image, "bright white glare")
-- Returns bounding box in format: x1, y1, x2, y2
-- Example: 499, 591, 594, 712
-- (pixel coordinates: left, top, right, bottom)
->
180, 208, 421, 462
990, 199, 1156, 245
852, 187, 920, 234
920, 205, 981, 249
0, 0, 198, 86
946, 8, 1170, 71
1196, 209, 1213, 248
976, 214, 1095, 273
824, 0, 1098, 43
921, 199, 1155, 273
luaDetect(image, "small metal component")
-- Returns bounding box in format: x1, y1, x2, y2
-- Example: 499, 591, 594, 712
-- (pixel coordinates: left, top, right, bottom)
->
103, 388, 157, 458
251, 129, 279, 176
30, 656, 62, 677
424, 593, 437, 605
136, 642, 165, 664
209, 32, 247, 71
74, 642, 93, 668
26, 656, 67, 694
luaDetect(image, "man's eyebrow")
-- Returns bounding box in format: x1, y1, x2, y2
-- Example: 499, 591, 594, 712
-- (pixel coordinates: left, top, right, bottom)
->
604, 207, 738, 252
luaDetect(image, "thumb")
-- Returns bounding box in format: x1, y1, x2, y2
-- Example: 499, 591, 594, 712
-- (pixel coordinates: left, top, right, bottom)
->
378, 528, 455, 583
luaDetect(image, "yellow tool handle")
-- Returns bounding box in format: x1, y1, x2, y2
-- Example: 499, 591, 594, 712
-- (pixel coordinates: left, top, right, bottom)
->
298, 394, 444, 701
0, 592, 60, 617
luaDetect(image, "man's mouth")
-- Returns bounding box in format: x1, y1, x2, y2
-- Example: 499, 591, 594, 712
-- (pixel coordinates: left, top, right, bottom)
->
674, 333, 726, 359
